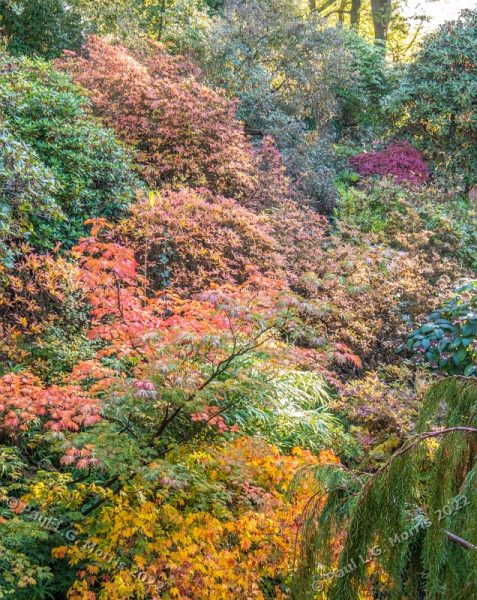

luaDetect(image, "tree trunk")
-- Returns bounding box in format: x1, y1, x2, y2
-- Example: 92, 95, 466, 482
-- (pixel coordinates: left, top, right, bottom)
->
338, 0, 347, 23
371, 0, 392, 45
157, 0, 167, 41
350, 0, 361, 28
309, 0, 316, 11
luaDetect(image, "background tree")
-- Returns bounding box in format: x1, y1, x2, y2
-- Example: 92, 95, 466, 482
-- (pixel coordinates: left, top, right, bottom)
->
0, 0, 84, 58
202, 0, 351, 210
0, 52, 139, 251
350, 0, 361, 27
74, 0, 213, 54
337, 29, 391, 132
371, 0, 392, 44
389, 9, 477, 188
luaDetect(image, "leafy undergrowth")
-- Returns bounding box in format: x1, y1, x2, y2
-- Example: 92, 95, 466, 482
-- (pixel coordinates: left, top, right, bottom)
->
1, 6, 477, 600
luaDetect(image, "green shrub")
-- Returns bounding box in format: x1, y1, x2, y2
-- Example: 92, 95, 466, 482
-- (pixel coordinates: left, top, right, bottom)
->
0, 0, 83, 59
335, 177, 477, 270
407, 280, 477, 376
0, 53, 139, 252
388, 9, 477, 187
0, 124, 59, 262
71, 0, 213, 54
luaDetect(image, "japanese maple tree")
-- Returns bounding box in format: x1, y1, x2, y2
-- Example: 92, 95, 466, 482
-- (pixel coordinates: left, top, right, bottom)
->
58, 36, 257, 199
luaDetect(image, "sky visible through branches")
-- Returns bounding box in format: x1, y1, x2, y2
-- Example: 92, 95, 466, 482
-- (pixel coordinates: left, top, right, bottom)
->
406, 0, 477, 30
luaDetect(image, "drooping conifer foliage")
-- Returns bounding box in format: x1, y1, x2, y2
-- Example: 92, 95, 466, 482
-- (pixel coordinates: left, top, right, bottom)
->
293, 378, 477, 600
0, 3, 476, 599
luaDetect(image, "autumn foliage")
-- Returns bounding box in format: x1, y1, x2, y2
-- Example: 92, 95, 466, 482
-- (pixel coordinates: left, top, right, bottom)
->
0, 247, 85, 366
117, 188, 282, 294
349, 140, 430, 186
51, 439, 331, 600
58, 36, 256, 199
73, 220, 163, 355
0, 371, 100, 435
0, 14, 474, 600
291, 240, 456, 365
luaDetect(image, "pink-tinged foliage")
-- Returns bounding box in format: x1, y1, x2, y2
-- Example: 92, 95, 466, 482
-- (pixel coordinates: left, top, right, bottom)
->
0, 372, 100, 434
191, 405, 239, 433
116, 188, 282, 295
58, 36, 256, 199
243, 136, 293, 211
349, 141, 430, 186
60, 446, 101, 470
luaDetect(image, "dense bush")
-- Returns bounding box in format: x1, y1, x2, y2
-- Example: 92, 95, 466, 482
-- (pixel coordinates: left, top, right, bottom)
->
265, 199, 328, 290
0, 0, 84, 58
388, 9, 477, 187
0, 53, 139, 251
59, 36, 256, 199
290, 240, 457, 367
407, 280, 477, 376
335, 365, 427, 452
49, 438, 323, 599
0, 125, 59, 262
349, 141, 429, 186
72, 0, 213, 54
137, 0, 213, 55
116, 188, 281, 294
336, 178, 477, 270
241, 137, 330, 286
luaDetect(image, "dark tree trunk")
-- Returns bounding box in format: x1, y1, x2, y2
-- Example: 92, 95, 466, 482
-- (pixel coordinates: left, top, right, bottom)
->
350, 0, 361, 28
338, 0, 347, 23
371, 0, 392, 45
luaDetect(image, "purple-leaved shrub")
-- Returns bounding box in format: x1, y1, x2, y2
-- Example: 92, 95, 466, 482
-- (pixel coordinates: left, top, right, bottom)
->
349, 141, 429, 186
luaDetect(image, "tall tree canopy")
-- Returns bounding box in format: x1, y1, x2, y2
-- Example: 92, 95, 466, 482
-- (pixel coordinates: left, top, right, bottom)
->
389, 8, 477, 188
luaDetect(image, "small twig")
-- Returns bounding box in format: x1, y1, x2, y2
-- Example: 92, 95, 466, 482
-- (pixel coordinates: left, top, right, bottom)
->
446, 530, 477, 552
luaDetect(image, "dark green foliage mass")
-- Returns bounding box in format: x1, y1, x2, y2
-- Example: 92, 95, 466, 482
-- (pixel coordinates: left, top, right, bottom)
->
0, 124, 59, 263
0, 0, 84, 59
389, 9, 477, 187
337, 30, 392, 134
0, 53, 140, 254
